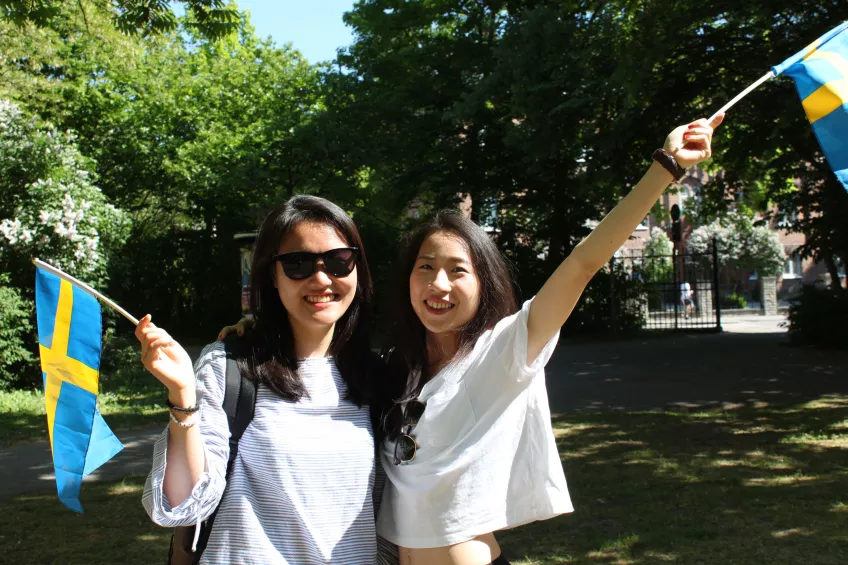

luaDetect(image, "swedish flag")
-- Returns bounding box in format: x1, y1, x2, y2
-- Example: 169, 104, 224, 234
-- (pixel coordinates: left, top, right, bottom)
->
772, 21, 848, 190
35, 267, 123, 512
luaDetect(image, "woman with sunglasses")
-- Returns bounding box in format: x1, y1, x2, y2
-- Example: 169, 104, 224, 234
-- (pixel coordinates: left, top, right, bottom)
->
135, 195, 385, 564
375, 116, 723, 565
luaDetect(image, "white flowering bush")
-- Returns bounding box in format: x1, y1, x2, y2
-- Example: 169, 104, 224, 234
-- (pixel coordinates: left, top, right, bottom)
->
641, 227, 674, 282
687, 213, 785, 276
0, 99, 130, 286
0, 99, 130, 386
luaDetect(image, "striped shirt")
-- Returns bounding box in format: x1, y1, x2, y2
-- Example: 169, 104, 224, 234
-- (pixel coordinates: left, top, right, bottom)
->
142, 342, 381, 565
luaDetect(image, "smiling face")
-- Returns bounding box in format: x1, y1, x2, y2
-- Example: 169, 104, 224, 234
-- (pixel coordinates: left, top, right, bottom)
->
274, 221, 358, 334
409, 230, 481, 338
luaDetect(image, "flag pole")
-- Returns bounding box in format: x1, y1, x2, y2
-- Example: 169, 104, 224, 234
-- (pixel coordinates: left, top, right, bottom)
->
33, 259, 140, 326
709, 70, 776, 122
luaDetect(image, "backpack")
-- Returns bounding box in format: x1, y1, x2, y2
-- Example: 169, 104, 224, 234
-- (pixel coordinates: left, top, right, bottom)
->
167, 335, 257, 565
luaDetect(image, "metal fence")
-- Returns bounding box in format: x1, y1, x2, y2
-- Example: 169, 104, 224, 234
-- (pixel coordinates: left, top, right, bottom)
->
614, 240, 721, 331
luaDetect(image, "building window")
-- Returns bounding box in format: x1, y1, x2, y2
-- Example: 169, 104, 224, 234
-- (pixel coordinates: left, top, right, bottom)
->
783, 251, 803, 279
777, 207, 799, 229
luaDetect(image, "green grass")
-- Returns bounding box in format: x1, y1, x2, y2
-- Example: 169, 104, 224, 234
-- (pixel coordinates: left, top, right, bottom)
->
500, 395, 848, 565
0, 475, 170, 564
0, 386, 166, 445
1, 396, 846, 565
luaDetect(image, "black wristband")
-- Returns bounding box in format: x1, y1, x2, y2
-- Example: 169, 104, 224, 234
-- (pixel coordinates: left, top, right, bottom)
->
167, 398, 200, 413
652, 148, 686, 181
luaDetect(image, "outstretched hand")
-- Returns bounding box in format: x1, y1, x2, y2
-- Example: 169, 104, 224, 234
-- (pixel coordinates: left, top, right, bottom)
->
665, 113, 724, 169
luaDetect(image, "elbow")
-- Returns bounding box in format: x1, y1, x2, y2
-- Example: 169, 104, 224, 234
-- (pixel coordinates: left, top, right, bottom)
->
572, 254, 603, 284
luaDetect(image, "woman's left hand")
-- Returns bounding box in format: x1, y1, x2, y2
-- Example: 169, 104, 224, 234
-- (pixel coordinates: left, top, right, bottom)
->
664, 113, 724, 169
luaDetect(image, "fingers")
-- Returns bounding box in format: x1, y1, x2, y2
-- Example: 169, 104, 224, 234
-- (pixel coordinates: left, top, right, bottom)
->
217, 324, 240, 341
236, 318, 252, 335
709, 112, 725, 129
682, 133, 709, 146
218, 319, 251, 341
134, 314, 152, 342
139, 324, 172, 354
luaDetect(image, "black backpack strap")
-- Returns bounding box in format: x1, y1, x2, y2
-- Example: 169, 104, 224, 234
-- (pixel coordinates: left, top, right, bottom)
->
188, 335, 257, 563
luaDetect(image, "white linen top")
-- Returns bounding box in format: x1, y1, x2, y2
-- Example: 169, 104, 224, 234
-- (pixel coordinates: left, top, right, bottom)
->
376, 299, 574, 548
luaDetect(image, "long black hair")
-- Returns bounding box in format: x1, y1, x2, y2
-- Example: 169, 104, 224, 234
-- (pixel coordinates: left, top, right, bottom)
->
240, 195, 374, 406
383, 211, 519, 411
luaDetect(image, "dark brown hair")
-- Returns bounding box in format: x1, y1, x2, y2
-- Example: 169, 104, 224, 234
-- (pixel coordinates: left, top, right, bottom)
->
383, 211, 519, 413
241, 195, 374, 405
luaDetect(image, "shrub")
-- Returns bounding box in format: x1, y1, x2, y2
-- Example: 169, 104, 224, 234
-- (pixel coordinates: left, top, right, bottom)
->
720, 292, 747, 310
563, 260, 646, 335
787, 286, 848, 349
687, 213, 785, 277
0, 276, 35, 388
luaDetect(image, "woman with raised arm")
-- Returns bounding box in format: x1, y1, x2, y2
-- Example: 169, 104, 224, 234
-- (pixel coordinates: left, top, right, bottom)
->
376, 115, 723, 565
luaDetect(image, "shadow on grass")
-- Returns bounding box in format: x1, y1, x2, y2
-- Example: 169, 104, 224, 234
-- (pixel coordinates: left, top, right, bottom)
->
0, 475, 170, 565
2, 396, 845, 565
499, 395, 848, 565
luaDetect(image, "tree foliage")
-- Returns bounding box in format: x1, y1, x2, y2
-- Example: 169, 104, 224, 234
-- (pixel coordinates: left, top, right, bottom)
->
2, 0, 847, 365
0, 0, 239, 39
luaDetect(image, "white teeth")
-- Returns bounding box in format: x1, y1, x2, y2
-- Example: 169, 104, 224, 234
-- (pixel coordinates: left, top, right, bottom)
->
306, 295, 336, 303
426, 300, 454, 310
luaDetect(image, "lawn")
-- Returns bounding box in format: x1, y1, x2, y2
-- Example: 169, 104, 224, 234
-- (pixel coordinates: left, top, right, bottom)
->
1, 396, 846, 565
0, 387, 166, 445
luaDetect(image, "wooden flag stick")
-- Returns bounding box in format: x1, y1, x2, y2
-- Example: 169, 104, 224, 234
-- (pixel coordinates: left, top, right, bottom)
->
709, 70, 776, 122
33, 258, 140, 326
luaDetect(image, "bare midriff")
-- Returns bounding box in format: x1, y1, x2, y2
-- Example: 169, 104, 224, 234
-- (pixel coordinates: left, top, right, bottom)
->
399, 533, 501, 565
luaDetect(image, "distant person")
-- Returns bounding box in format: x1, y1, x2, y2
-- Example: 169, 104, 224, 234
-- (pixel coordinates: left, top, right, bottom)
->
681, 280, 694, 318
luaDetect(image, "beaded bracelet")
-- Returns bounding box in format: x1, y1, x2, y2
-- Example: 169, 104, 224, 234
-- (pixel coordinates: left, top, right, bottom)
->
169, 410, 198, 429
167, 398, 200, 413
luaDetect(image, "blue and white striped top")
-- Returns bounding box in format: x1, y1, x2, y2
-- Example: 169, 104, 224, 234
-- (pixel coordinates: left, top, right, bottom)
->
142, 342, 384, 565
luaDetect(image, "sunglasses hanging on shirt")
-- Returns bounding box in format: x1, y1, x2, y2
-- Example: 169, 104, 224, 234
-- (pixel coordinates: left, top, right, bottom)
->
393, 400, 426, 465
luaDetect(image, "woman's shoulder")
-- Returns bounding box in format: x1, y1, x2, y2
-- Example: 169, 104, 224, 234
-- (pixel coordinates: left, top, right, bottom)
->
195, 340, 228, 366
193, 341, 229, 395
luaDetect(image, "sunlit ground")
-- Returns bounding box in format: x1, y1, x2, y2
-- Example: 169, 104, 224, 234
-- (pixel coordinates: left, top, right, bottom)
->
1, 396, 846, 564
502, 395, 848, 565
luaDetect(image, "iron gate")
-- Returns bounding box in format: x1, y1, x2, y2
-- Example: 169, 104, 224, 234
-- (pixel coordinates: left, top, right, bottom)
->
614, 239, 722, 331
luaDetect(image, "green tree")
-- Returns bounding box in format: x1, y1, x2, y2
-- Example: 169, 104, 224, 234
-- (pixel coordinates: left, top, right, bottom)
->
0, 0, 240, 39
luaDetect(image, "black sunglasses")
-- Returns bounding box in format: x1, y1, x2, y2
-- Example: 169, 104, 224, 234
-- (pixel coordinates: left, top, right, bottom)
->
273, 247, 359, 281
393, 400, 426, 465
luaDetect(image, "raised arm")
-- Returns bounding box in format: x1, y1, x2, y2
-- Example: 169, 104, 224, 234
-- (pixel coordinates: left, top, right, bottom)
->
526, 115, 723, 362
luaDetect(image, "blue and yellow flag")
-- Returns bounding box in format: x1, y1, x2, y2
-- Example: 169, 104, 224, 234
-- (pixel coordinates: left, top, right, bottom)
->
35, 267, 123, 512
772, 21, 848, 190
